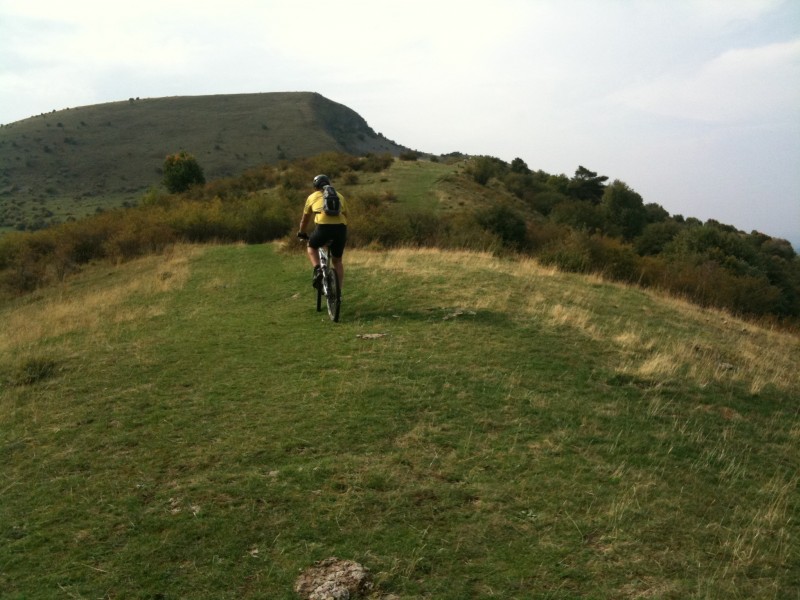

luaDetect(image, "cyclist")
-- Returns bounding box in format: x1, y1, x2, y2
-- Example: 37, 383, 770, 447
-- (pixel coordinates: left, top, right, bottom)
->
297, 174, 348, 290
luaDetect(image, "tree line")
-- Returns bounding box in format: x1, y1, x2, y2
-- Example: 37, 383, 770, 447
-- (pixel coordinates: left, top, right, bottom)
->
0, 151, 797, 327
464, 156, 798, 322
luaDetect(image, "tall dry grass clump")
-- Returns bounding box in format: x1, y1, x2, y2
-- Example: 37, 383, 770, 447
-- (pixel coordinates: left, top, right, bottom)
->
1, 245, 200, 383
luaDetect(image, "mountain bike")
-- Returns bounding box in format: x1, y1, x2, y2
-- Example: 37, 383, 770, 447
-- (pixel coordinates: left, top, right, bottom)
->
316, 245, 341, 322
299, 234, 341, 322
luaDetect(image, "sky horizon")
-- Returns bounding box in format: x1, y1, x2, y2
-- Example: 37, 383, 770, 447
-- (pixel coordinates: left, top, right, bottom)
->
1, 0, 798, 246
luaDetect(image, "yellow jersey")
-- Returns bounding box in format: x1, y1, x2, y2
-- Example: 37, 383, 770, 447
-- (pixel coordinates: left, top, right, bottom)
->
304, 190, 348, 225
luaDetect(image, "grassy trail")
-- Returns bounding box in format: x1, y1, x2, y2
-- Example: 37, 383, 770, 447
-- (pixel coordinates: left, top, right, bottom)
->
1, 243, 798, 599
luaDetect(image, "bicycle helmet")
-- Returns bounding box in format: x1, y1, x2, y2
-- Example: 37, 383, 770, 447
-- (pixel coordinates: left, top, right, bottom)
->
313, 174, 331, 189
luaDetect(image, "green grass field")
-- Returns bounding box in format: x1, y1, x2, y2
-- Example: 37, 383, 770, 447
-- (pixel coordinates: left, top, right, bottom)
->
349, 160, 461, 210
1, 243, 798, 599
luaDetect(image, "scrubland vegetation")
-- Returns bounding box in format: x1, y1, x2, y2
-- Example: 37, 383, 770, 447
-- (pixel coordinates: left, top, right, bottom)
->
1, 151, 798, 328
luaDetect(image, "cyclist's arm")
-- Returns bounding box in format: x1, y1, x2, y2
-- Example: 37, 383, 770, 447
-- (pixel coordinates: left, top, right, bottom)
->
298, 211, 312, 234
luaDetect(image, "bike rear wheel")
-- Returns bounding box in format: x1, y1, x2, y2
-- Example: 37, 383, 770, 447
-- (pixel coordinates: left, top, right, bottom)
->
324, 268, 341, 322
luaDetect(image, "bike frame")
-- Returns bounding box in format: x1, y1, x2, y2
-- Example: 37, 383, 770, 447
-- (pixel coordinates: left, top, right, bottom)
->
316, 246, 341, 322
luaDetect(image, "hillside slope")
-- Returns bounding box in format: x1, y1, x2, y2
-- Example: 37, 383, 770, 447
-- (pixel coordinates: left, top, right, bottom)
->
1, 243, 797, 598
0, 92, 410, 227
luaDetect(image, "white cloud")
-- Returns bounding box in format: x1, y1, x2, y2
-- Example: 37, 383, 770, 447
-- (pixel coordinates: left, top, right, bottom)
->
0, 0, 797, 243
687, 0, 786, 26
610, 39, 800, 123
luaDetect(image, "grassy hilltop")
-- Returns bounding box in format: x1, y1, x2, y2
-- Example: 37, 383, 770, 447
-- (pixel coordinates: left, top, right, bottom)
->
1, 240, 798, 599
0, 92, 409, 230
2, 92, 796, 324
1, 95, 798, 597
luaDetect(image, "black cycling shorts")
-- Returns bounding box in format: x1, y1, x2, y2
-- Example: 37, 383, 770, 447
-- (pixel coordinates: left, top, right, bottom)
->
308, 224, 348, 258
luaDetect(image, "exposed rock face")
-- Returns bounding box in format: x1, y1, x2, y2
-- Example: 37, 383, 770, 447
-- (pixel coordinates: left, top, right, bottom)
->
294, 557, 374, 600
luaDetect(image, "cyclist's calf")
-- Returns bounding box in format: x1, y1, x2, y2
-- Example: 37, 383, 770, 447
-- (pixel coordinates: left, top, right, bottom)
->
331, 256, 344, 290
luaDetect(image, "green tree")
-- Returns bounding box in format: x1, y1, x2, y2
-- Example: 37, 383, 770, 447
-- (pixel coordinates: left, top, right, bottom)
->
510, 157, 531, 174
758, 236, 796, 260
550, 200, 604, 233
644, 202, 670, 224
477, 204, 528, 250
469, 156, 507, 185
546, 173, 571, 196
567, 166, 608, 203
601, 180, 648, 241
664, 224, 763, 278
504, 172, 550, 202
529, 191, 569, 216
163, 151, 206, 193
635, 220, 683, 256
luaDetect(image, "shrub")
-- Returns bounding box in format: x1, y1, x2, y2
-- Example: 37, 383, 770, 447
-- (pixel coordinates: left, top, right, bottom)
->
527, 221, 569, 252
278, 166, 312, 192
476, 204, 528, 251
0, 228, 64, 293
503, 172, 555, 204
636, 255, 670, 289
405, 209, 442, 247
537, 232, 642, 283
103, 210, 175, 262
437, 211, 503, 253
356, 153, 394, 173
635, 221, 682, 256
468, 156, 508, 186
399, 150, 420, 161
304, 152, 349, 181
758, 236, 796, 260
345, 192, 409, 248
239, 192, 294, 244
347, 192, 385, 213
166, 198, 238, 242
550, 200, 604, 233
727, 274, 784, 315
163, 151, 206, 193
538, 231, 593, 273
140, 187, 172, 208
528, 191, 569, 216
585, 235, 641, 283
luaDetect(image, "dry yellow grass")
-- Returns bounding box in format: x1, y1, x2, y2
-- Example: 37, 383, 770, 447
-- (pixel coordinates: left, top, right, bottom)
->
347, 247, 800, 395
705, 470, 797, 582
4, 244, 797, 397
0, 245, 200, 356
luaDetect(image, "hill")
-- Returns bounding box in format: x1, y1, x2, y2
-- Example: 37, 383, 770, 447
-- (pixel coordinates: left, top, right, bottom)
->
0, 92, 411, 230
1, 242, 797, 598
3, 151, 797, 325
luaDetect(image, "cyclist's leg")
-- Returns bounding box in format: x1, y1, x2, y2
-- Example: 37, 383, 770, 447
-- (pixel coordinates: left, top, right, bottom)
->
306, 244, 320, 268
306, 227, 326, 287
329, 226, 347, 290
306, 227, 324, 268
331, 256, 344, 289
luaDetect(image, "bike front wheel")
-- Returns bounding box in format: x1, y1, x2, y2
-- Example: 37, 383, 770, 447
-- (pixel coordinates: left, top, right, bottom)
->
324, 268, 341, 322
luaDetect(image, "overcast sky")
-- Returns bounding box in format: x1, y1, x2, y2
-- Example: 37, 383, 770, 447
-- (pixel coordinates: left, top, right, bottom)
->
1, 0, 798, 245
